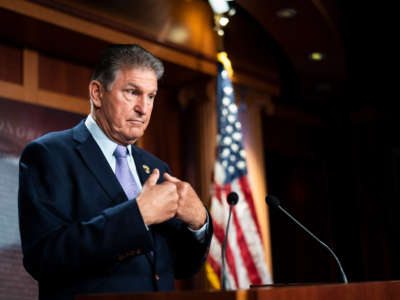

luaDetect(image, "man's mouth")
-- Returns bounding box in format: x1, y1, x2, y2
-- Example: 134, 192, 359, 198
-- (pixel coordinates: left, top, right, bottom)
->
127, 119, 144, 125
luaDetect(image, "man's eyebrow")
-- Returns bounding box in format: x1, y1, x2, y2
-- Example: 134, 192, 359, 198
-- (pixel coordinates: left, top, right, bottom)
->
127, 83, 140, 89
126, 83, 157, 94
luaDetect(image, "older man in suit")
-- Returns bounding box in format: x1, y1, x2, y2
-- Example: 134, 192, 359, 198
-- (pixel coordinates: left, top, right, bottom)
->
18, 44, 212, 300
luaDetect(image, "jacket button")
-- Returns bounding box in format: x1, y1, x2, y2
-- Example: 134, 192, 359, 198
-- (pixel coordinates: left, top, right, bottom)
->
155, 274, 160, 281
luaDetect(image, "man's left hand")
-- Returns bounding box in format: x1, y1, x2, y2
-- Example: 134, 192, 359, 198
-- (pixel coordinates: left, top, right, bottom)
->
163, 173, 207, 230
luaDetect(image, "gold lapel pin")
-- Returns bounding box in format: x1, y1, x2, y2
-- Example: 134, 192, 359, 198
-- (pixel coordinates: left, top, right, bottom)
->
142, 164, 151, 174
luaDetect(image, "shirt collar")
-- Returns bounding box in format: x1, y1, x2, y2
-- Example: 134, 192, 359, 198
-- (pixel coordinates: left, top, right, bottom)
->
85, 114, 133, 157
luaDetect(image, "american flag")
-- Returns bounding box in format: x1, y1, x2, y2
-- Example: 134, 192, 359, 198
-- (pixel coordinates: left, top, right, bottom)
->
206, 61, 272, 289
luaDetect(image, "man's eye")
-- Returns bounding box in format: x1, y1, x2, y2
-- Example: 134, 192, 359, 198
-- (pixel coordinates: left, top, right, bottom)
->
124, 89, 136, 95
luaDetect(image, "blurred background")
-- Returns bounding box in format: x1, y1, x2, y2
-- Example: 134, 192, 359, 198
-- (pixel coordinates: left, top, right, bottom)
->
0, 0, 397, 299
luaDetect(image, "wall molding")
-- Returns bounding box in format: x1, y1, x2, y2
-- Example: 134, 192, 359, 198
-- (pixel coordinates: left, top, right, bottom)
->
0, 49, 89, 115
0, 0, 279, 96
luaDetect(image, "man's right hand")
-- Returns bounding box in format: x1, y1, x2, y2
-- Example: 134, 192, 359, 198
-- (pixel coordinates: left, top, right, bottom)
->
136, 168, 179, 226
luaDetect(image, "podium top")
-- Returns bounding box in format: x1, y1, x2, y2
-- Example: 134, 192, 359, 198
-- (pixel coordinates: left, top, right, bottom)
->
75, 281, 400, 300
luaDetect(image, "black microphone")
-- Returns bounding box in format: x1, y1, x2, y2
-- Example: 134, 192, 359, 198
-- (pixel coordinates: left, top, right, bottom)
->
227, 192, 239, 205
266, 195, 348, 284
221, 192, 239, 290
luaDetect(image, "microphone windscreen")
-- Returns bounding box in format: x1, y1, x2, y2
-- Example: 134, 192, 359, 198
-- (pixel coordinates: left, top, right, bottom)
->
227, 192, 239, 205
266, 195, 281, 208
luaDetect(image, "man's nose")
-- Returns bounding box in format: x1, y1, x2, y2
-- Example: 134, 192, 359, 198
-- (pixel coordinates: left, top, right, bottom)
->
134, 96, 148, 115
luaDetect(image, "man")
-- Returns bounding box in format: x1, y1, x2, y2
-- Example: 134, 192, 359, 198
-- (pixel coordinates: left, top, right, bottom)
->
18, 44, 212, 300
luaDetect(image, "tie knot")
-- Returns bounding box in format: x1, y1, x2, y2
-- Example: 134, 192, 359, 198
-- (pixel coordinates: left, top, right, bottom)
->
114, 145, 128, 158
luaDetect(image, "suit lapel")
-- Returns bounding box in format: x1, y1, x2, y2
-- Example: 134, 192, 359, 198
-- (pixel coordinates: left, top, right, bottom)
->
73, 121, 127, 205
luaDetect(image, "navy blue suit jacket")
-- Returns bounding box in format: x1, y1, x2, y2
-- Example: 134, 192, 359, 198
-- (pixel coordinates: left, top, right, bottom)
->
18, 121, 212, 300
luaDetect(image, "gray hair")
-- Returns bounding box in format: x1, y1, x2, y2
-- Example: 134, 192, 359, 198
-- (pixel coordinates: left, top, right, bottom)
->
91, 44, 164, 90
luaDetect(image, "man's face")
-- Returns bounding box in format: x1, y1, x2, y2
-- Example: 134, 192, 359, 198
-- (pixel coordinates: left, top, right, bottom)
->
93, 67, 158, 145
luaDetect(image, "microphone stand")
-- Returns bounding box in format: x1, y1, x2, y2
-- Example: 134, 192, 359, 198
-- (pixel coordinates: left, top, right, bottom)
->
221, 192, 239, 290
266, 195, 348, 284
278, 204, 348, 284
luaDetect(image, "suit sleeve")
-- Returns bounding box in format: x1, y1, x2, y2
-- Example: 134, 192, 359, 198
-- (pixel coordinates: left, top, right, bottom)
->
157, 167, 213, 279
169, 210, 213, 279
18, 141, 153, 281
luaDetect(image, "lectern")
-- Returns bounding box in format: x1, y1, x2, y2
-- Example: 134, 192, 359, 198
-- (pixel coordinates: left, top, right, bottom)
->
75, 281, 400, 300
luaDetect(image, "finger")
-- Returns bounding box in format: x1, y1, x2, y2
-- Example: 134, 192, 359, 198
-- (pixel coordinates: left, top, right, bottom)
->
163, 172, 181, 183
144, 168, 159, 186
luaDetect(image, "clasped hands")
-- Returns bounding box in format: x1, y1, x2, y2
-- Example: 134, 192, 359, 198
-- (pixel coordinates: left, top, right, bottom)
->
136, 168, 207, 230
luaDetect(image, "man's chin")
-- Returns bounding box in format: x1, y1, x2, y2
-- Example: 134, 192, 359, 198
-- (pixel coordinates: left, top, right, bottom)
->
124, 131, 143, 143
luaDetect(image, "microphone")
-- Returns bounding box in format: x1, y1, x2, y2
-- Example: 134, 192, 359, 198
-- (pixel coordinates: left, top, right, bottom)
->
227, 192, 239, 205
266, 195, 348, 284
221, 191, 239, 290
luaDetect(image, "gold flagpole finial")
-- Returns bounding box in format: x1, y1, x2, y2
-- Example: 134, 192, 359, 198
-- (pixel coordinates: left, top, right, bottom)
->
217, 51, 233, 79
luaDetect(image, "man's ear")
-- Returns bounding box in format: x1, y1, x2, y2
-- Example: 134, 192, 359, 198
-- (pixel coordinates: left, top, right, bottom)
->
89, 80, 104, 108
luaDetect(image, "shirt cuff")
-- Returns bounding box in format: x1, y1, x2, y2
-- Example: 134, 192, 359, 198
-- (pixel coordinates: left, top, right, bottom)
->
187, 212, 209, 242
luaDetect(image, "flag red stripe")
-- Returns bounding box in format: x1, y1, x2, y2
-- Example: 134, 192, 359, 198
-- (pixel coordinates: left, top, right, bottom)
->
232, 206, 263, 284
238, 176, 263, 238
213, 217, 240, 288
212, 218, 225, 245
214, 181, 222, 204
214, 182, 231, 204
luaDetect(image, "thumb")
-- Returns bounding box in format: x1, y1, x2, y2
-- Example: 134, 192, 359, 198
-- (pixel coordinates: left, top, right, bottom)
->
144, 168, 159, 186
163, 172, 181, 183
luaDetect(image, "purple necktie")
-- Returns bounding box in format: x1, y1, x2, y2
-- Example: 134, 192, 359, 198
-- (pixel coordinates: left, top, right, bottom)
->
114, 145, 139, 200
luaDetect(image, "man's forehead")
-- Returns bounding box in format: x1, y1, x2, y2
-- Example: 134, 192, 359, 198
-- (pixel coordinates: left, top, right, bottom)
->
115, 67, 158, 89
118, 67, 157, 78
